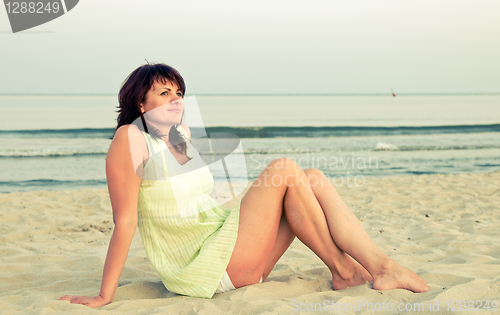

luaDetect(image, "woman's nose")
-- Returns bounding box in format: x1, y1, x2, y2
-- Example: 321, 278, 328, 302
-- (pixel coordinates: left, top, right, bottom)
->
171, 96, 183, 106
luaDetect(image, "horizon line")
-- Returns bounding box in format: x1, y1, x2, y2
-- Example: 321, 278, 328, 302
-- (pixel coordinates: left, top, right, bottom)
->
1, 93, 500, 97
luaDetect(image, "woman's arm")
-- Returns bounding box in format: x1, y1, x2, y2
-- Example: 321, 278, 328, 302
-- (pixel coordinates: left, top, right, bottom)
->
59, 125, 145, 308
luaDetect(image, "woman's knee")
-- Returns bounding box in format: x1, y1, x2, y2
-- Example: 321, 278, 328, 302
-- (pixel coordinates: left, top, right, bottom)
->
266, 157, 299, 171
303, 168, 330, 188
263, 158, 302, 186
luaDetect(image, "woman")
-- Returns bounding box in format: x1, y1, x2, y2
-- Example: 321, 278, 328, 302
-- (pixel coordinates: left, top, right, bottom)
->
59, 63, 430, 308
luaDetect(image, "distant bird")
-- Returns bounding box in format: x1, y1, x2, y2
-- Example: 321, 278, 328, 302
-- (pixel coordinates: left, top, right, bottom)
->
391, 89, 396, 97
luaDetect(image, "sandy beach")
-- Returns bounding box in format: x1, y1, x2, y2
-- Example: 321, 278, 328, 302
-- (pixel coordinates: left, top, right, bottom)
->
1, 171, 499, 314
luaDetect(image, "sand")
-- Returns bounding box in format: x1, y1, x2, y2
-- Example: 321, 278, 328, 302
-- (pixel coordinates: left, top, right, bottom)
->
1, 171, 499, 314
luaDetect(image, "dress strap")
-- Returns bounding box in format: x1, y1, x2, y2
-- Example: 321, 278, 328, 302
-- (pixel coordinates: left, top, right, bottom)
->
139, 130, 170, 180
140, 131, 153, 159
140, 130, 164, 155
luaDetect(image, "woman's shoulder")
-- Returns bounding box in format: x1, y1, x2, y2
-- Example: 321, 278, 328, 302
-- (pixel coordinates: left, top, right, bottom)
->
112, 124, 147, 144
110, 124, 149, 165
115, 123, 143, 136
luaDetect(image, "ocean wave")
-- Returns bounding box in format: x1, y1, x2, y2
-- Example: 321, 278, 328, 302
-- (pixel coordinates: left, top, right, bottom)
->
1, 123, 499, 139
374, 142, 399, 151
3, 142, 499, 158
0, 128, 115, 139
202, 124, 500, 138
0, 149, 108, 158
374, 143, 499, 152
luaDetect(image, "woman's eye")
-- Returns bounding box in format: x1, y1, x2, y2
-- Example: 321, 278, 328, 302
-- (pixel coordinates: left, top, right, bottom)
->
177, 92, 183, 97
161, 92, 167, 95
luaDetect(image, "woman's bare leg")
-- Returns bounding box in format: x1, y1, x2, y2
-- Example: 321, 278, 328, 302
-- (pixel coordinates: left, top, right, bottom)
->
227, 158, 372, 289
260, 212, 295, 281
227, 158, 429, 293
261, 169, 372, 287
301, 168, 430, 292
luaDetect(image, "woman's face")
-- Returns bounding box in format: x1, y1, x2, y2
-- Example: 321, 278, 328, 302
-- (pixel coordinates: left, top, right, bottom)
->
140, 79, 184, 127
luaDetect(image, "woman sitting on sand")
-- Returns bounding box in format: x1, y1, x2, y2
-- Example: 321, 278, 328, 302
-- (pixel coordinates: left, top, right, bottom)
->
59, 63, 430, 308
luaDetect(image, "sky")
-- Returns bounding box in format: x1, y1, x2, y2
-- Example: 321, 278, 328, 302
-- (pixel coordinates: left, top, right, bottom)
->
1, 0, 499, 95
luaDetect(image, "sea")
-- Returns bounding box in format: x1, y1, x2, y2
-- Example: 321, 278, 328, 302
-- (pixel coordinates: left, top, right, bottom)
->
1, 95, 499, 194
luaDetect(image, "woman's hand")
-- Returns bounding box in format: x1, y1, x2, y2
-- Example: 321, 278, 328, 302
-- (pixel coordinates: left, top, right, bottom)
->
58, 294, 110, 308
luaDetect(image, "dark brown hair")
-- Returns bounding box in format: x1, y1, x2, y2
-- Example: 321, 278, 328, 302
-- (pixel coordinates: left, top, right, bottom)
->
113, 63, 190, 156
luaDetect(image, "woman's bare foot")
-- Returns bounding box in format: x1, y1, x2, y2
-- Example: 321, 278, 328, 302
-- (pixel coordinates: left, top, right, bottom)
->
331, 255, 373, 290
372, 259, 430, 293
